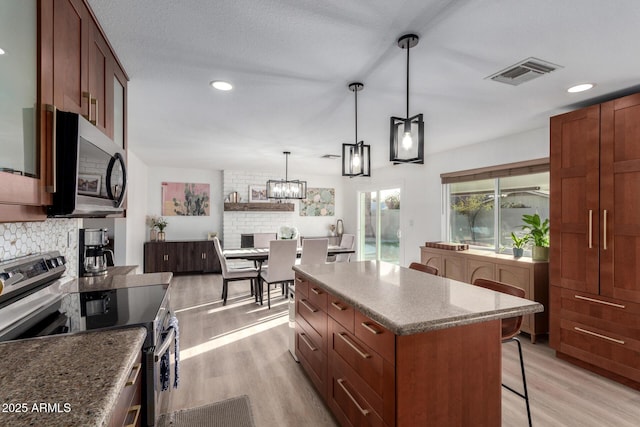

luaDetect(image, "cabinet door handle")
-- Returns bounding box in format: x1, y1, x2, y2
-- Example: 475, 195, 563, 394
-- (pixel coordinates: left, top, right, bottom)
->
124, 404, 141, 427
337, 378, 370, 416
310, 287, 322, 295
92, 97, 99, 126
82, 92, 93, 123
299, 332, 317, 351
331, 301, 347, 311
300, 299, 318, 313
337, 332, 370, 359
603, 210, 608, 250
295, 277, 303, 284
574, 294, 625, 309
125, 363, 141, 386
360, 322, 381, 335
45, 104, 57, 193
574, 327, 624, 345
588, 210, 593, 249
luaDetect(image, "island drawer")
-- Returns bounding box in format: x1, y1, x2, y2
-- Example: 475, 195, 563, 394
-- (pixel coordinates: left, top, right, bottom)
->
296, 322, 327, 399
294, 275, 309, 298
297, 296, 327, 345
327, 292, 355, 333
328, 352, 387, 427
354, 311, 395, 364
330, 318, 393, 398
109, 351, 142, 427
308, 283, 328, 312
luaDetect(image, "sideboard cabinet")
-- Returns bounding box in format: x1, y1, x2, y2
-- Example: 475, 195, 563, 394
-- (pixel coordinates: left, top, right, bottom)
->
420, 246, 549, 342
144, 241, 221, 274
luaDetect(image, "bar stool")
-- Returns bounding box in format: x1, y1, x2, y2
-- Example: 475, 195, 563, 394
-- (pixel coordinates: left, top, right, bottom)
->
408, 262, 439, 276
473, 278, 532, 427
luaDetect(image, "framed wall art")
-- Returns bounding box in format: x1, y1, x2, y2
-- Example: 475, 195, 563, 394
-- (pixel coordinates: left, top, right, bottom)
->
300, 187, 335, 216
162, 182, 210, 216
249, 185, 268, 202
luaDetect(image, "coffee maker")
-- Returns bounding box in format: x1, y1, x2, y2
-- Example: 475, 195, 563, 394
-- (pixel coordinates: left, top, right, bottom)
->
79, 228, 114, 277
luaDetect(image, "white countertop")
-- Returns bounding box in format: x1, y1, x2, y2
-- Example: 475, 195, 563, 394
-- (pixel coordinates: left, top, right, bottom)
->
293, 260, 544, 335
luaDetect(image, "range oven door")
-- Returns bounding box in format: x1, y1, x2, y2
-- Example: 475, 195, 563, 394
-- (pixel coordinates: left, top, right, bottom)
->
144, 311, 176, 426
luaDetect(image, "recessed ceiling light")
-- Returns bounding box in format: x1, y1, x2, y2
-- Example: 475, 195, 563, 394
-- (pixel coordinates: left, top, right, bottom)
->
567, 83, 594, 93
0, 48, 5, 55
210, 80, 233, 91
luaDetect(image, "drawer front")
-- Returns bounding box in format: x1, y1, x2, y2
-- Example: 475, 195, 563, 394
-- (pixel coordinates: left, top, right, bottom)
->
109, 353, 143, 427
296, 322, 327, 399
308, 283, 328, 312
295, 274, 309, 298
297, 296, 327, 348
328, 355, 386, 427
354, 311, 395, 364
328, 292, 355, 333
558, 318, 640, 383
330, 318, 385, 396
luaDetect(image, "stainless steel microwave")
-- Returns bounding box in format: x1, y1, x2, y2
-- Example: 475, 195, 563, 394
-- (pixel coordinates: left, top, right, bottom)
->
48, 111, 127, 217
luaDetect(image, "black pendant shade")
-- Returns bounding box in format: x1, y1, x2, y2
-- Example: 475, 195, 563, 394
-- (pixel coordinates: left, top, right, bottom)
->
342, 82, 371, 177
266, 151, 307, 200
390, 34, 424, 164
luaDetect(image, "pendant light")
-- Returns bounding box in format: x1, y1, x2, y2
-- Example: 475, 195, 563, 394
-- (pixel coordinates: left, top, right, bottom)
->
390, 33, 424, 164
266, 151, 307, 200
342, 82, 371, 177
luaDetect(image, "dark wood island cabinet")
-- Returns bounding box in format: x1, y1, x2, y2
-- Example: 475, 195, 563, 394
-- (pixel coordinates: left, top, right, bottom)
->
144, 240, 221, 274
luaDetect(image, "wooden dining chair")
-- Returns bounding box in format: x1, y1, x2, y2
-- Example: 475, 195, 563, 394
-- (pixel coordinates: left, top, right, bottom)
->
213, 237, 259, 305
472, 278, 532, 427
408, 262, 439, 276
258, 239, 297, 309
297, 238, 329, 265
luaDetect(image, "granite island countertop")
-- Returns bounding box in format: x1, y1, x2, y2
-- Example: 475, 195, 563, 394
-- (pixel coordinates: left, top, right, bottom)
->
60, 268, 173, 293
293, 260, 544, 335
0, 327, 146, 427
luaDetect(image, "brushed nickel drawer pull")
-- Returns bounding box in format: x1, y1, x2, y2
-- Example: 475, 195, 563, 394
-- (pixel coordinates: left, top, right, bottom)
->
338, 333, 371, 359
125, 363, 142, 386
331, 301, 347, 311
603, 210, 608, 250
299, 332, 317, 351
300, 299, 318, 313
361, 322, 381, 335
296, 277, 303, 283
588, 210, 593, 249
574, 295, 625, 309
337, 378, 370, 416
125, 404, 141, 427
574, 327, 625, 345
45, 104, 57, 193
311, 287, 322, 295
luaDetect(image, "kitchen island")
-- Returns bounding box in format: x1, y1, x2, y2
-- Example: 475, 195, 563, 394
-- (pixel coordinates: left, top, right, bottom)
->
292, 261, 544, 426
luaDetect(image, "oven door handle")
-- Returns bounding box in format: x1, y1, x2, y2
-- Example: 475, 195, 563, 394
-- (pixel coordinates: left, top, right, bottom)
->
154, 328, 175, 362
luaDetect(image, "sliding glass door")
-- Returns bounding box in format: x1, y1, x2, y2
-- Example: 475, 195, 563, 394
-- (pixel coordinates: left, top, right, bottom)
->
359, 188, 401, 264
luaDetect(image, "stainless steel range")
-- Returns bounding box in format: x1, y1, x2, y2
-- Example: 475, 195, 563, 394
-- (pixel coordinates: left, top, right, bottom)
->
0, 252, 175, 427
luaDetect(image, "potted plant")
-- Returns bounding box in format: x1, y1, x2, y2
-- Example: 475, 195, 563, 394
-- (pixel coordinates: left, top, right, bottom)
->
510, 232, 529, 258
521, 213, 549, 261
153, 216, 168, 241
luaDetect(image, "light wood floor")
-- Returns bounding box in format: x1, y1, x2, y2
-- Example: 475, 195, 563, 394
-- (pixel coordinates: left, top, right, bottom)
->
166, 274, 640, 426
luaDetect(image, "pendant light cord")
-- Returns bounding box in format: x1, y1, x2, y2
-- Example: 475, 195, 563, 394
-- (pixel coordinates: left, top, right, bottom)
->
285, 152, 288, 181
406, 41, 410, 118
354, 88, 358, 143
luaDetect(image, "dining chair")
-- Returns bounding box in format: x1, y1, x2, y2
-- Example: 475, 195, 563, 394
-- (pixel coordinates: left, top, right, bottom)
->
408, 262, 439, 276
332, 233, 355, 262
258, 239, 297, 309
472, 278, 532, 427
213, 237, 259, 305
297, 238, 329, 265
253, 232, 277, 248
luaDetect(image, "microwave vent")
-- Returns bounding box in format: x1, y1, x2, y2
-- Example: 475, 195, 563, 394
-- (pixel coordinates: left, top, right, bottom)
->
487, 57, 562, 86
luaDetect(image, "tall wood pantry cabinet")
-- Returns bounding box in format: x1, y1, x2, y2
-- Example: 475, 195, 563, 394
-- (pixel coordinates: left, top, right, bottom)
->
550, 92, 640, 388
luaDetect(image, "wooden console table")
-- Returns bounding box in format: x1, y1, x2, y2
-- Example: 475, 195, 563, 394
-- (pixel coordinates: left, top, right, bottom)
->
420, 246, 549, 343
144, 240, 221, 274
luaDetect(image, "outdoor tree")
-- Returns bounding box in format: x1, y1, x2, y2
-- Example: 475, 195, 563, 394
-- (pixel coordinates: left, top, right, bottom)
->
451, 194, 493, 243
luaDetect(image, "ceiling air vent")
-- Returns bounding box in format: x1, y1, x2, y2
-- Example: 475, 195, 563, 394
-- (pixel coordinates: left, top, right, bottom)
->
321, 154, 340, 159
487, 57, 562, 86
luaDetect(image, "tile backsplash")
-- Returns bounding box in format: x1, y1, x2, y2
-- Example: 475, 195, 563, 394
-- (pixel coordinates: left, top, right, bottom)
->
0, 218, 81, 277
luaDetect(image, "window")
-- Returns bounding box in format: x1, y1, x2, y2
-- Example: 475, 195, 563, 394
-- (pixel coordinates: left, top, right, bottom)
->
442, 159, 549, 253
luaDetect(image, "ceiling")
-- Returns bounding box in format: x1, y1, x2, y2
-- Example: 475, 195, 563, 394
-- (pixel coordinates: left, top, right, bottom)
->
87, 0, 640, 176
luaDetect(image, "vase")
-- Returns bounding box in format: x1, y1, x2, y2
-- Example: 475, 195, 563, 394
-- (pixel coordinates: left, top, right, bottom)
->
512, 247, 524, 258
532, 246, 549, 261
150, 229, 157, 241
157, 231, 166, 241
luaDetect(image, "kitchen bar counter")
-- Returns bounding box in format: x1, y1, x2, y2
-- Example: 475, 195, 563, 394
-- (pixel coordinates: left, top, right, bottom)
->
293, 260, 543, 335
0, 327, 146, 427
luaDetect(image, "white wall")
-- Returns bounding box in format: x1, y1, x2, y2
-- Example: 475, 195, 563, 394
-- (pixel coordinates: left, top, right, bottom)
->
342, 126, 550, 266
222, 170, 345, 248
125, 150, 149, 272
146, 166, 223, 241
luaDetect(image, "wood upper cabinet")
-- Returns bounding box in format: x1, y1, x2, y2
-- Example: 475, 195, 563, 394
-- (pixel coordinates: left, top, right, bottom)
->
550, 92, 640, 387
